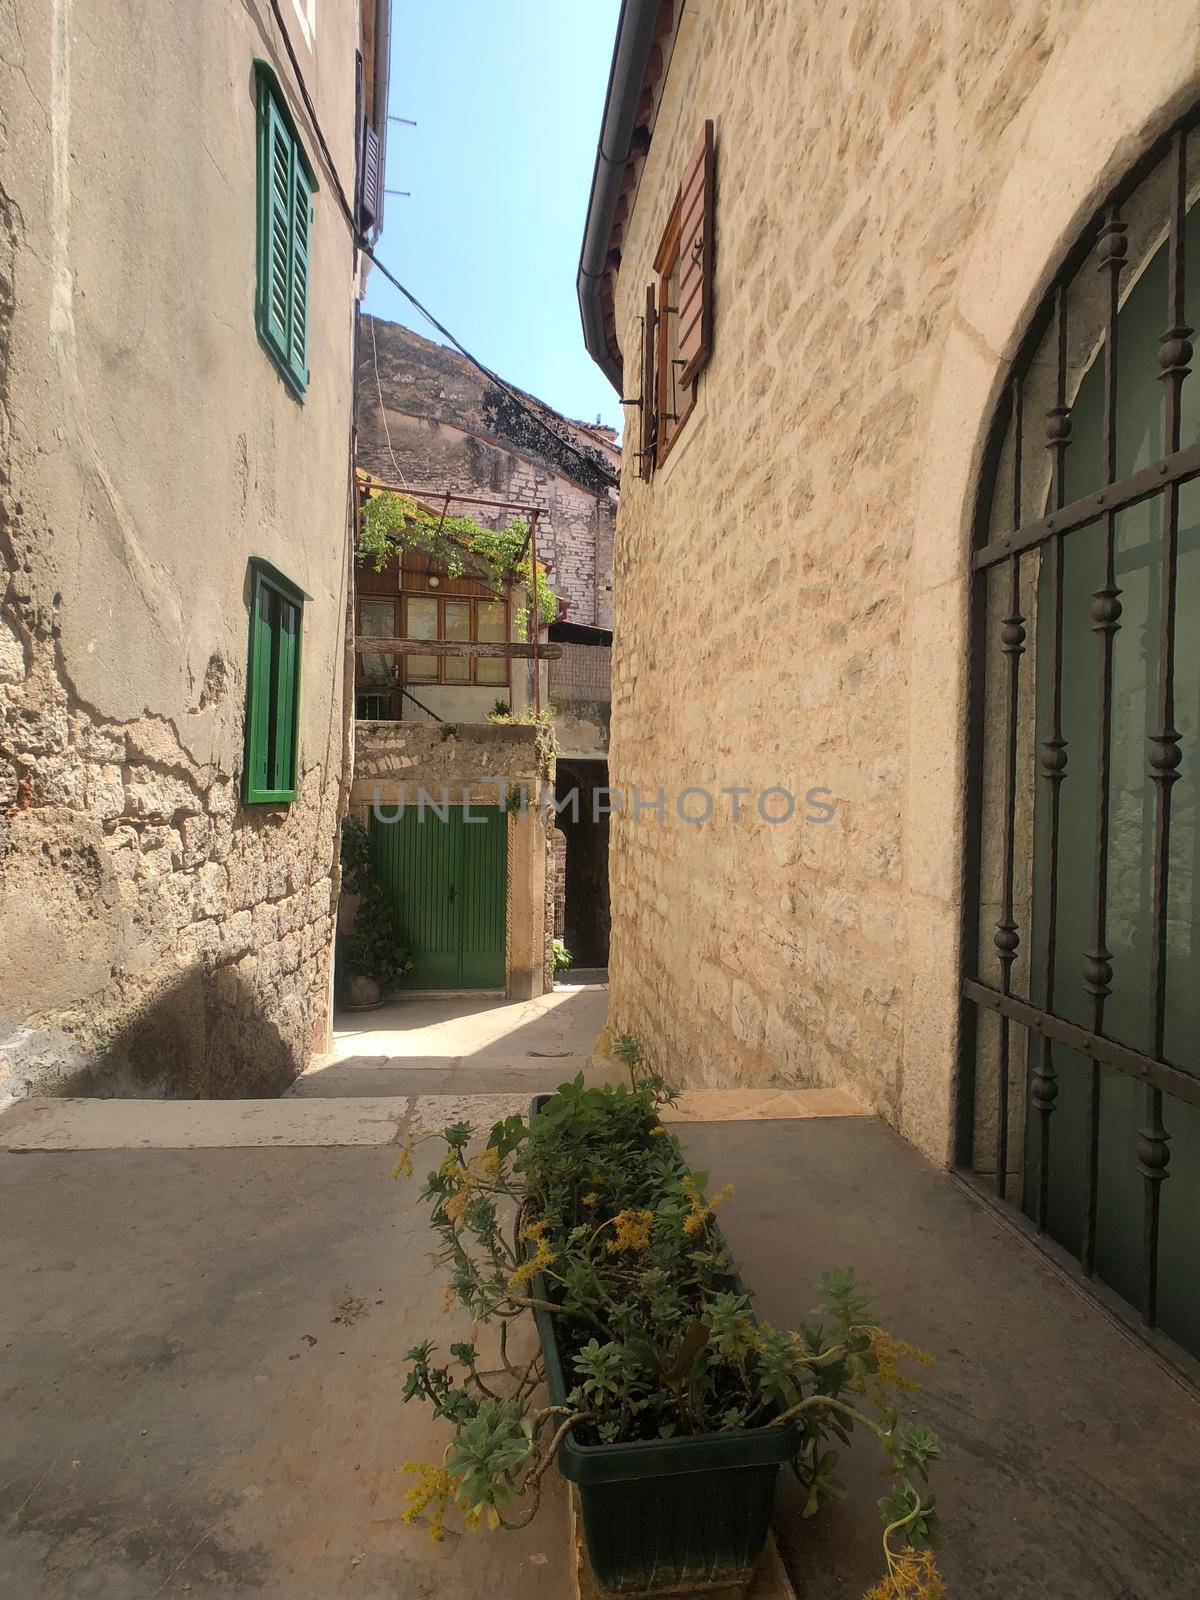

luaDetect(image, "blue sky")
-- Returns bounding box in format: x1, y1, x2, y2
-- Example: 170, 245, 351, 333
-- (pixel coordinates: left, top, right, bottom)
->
364, 1, 624, 435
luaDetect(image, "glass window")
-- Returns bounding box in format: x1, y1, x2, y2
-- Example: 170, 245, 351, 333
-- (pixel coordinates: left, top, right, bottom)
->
443, 601, 471, 682
477, 600, 507, 685
359, 599, 395, 684
406, 596, 437, 681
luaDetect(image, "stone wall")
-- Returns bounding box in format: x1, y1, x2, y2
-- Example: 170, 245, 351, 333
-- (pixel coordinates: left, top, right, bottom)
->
356, 319, 618, 628
604, 0, 1200, 1162
0, 0, 365, 1102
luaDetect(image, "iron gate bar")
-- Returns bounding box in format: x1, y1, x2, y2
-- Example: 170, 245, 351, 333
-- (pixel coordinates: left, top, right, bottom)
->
962, 101, 1200, 1364
963, 981, 1200, 1110
994, 375, 1027, 1196
1142, 128, 1193, 1325
1029, 281, 1071, 1233
1080, 205, 1128, 1276
973, 436, 1200, 570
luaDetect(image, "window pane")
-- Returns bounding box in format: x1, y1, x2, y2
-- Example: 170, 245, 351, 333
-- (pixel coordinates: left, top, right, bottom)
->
359, 599, 395, 682
444, 601, 471, 640
405, 595, 438, 681
477, 601, 506, 642
444, 655, 470, 683
477, 657, 506, 685
406, 597, 437, 639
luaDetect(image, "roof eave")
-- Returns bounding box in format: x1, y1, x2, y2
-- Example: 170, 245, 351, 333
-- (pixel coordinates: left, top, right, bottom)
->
576, 0, 662, 392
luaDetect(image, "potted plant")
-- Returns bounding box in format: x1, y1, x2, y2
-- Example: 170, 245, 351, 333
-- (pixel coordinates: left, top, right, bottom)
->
552, 938, 573, 981
394, 1035, 945, 1598
339, 817, 412, 1008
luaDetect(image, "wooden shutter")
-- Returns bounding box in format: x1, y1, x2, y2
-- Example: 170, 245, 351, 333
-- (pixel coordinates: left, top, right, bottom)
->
677, 119, 715, 387
638, 282, 657, 480
246, 578, 275, 800
264, 96, 293, 352
288, 160, 311, 387
272, 597, 300, 794
244, 565, 303, 804
359, 119, 382, 231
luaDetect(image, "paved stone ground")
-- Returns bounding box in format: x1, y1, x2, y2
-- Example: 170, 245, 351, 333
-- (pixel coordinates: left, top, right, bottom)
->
684, 1120, 1200, 1600
2, 986, 1195, 1599
293, 980, 613, 1098
0, 1144, 567, 1600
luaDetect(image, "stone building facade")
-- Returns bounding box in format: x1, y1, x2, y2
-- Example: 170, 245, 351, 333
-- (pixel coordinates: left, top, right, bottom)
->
356, 318, 618, 631
0, 0, 391, 1101
581, 0, 1200, 1177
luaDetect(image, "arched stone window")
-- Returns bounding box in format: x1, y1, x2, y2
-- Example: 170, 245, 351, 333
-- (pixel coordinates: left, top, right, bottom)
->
963, 110, 1200, 1363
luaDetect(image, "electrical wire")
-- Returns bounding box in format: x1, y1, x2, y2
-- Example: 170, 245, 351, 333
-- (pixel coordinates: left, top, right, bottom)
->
268, 0, 619, 493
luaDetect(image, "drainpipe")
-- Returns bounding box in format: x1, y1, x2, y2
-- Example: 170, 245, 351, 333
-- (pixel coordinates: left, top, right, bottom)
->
576, 0, 661, 391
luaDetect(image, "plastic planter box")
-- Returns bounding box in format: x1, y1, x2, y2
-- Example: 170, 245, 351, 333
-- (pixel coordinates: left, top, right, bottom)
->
528, 1096, 800, 1596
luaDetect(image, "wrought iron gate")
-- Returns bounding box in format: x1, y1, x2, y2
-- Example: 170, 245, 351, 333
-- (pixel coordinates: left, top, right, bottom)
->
961, 111, 1200, 1364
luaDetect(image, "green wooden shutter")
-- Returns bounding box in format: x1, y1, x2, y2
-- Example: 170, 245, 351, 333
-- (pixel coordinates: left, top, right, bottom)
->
244, 561, 303, 806
246, 578, 275, 799
254, 64, 314, 401
288, 164, 310, 388
272, 596, 300, 794
264, 95, 292, 354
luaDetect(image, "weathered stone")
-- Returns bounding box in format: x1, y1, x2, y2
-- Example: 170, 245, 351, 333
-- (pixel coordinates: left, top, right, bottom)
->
598, 0, 1200, 1163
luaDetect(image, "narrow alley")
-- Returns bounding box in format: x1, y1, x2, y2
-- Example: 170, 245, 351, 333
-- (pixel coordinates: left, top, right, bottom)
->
4, 2, 1200, 1598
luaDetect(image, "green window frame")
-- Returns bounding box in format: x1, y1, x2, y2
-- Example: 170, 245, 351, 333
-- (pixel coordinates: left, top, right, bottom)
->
244, 560, 304, 805
254, 63, 316, 400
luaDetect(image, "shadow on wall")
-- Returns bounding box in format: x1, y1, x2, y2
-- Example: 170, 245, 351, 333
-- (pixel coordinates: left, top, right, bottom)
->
0, 963, 308, 1105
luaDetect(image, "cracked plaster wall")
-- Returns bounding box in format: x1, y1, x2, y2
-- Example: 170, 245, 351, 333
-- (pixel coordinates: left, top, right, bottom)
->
0, 0, 361, 1101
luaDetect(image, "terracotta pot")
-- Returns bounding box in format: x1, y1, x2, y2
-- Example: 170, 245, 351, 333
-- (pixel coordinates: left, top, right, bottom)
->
345, 974, 382, 1009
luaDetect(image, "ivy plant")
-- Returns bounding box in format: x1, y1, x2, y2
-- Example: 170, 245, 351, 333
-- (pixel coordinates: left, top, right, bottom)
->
358, 490, 557, 630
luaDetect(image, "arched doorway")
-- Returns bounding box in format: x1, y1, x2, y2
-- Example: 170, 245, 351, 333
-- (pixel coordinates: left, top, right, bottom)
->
962, 111, 1200, 1363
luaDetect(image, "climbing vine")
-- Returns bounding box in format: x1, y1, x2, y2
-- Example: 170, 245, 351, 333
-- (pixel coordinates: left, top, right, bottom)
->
358, 491, 557, 627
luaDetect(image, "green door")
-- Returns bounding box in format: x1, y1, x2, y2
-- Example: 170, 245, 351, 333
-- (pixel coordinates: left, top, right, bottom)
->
370, 805, 507, 989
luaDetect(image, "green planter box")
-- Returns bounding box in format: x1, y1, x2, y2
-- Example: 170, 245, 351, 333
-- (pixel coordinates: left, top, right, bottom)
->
529, 1097, 799, 1596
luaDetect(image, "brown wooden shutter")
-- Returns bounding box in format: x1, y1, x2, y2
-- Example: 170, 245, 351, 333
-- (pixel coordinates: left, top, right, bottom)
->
638, 281, 657, 480
677, 119, 715, 387
359, 119, 382, 231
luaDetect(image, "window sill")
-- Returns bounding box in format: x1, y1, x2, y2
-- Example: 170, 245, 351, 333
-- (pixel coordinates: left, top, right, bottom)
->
255, 320, 308, 404
242, 786, 297, 807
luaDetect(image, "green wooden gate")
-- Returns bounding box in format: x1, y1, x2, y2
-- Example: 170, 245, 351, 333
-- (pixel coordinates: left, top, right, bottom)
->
370, 804, 507, 989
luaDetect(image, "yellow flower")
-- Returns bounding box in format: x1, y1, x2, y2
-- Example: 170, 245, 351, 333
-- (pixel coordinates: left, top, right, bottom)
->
509, 1216, 555, 1287
680, 1176, 733, 1235
402, 1460, 461, 1542
606, 1208, 654, 1253
650, 1127, 666, 1138
470, 1146, 502, 1178
390, 1136, 415, 1180
581, 1192, 599, 1208
863, 1546, 945, 1599
855, 1329, 934, 1415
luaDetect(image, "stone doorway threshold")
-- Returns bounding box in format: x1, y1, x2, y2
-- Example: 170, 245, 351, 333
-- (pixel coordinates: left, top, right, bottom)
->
0, 1086, 868, 1152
